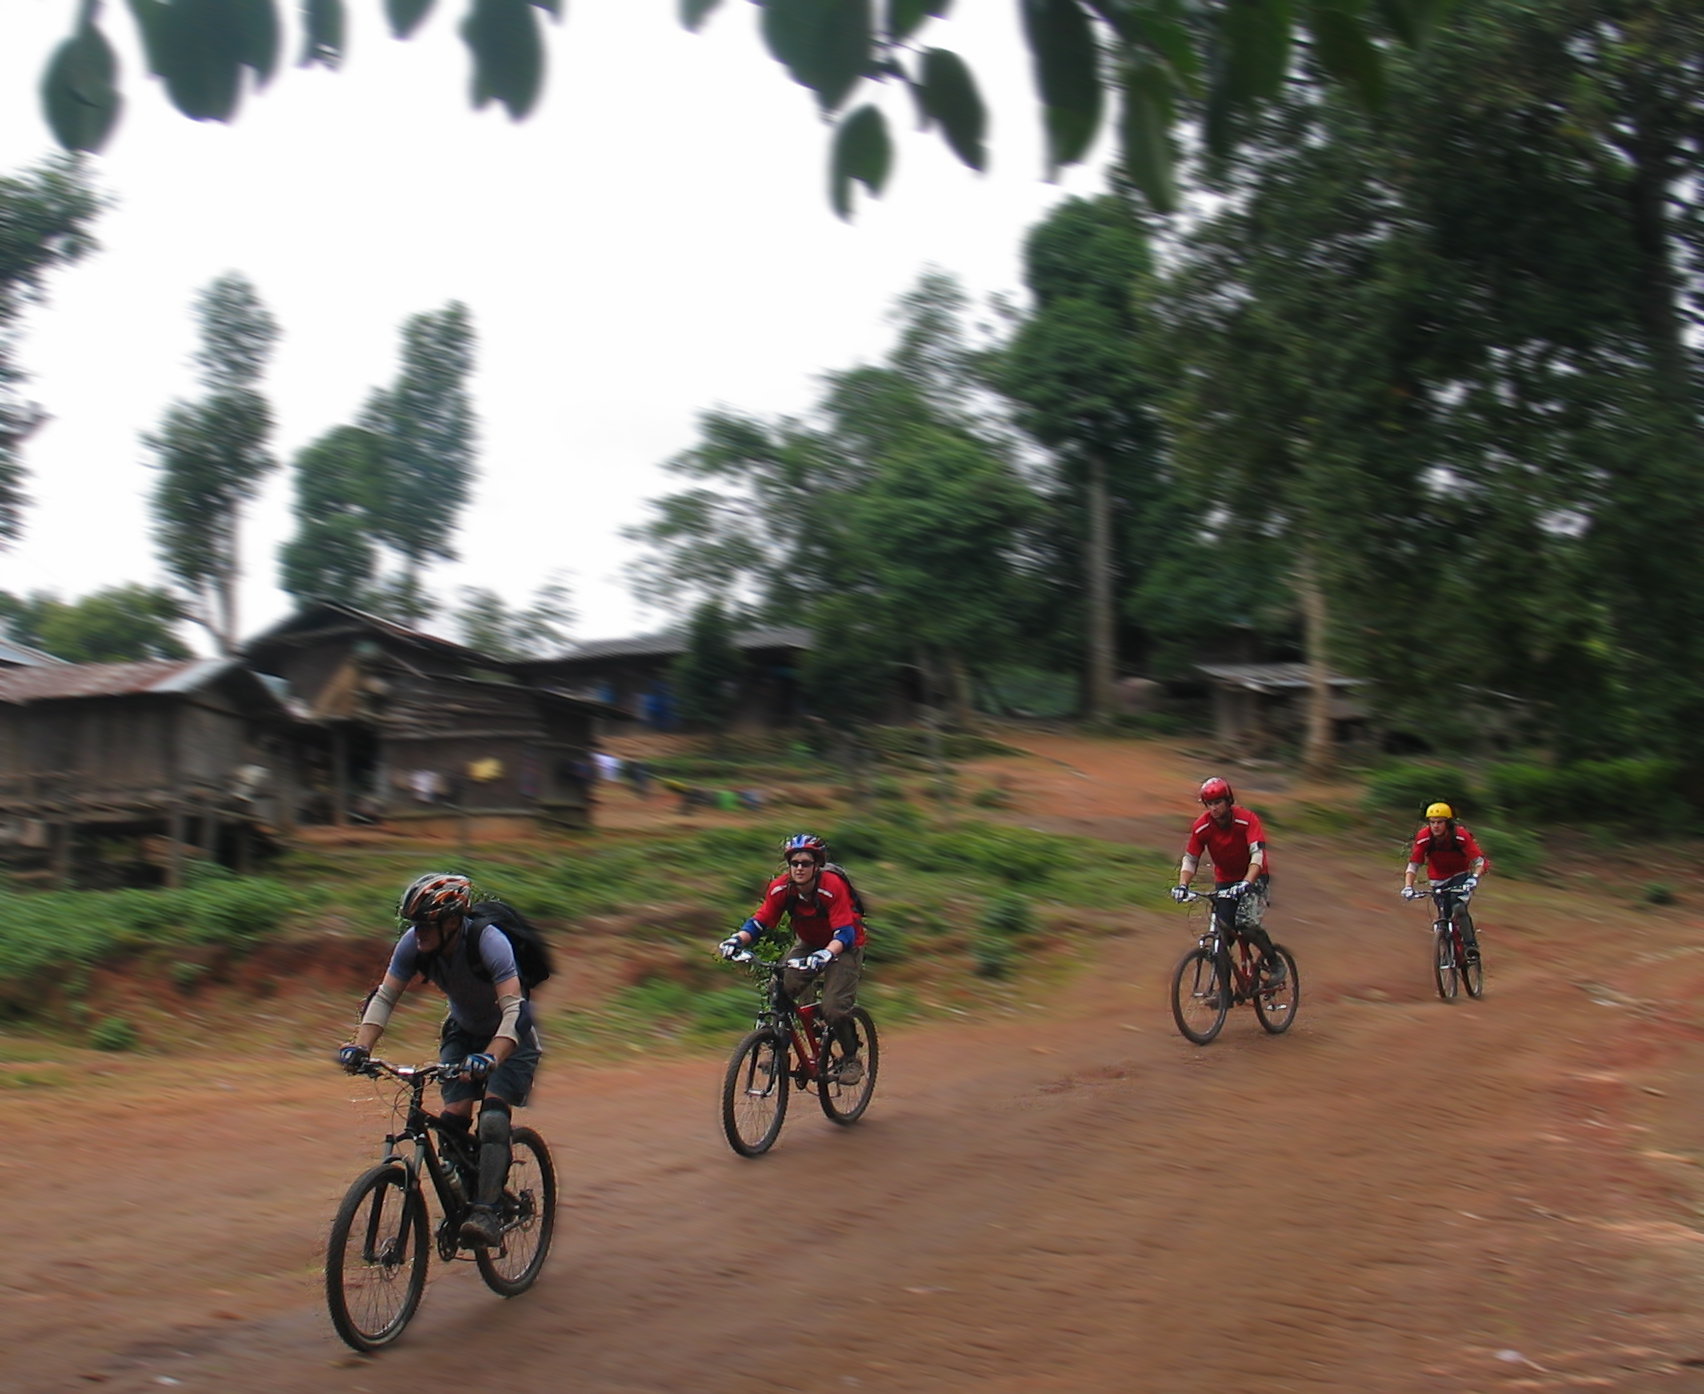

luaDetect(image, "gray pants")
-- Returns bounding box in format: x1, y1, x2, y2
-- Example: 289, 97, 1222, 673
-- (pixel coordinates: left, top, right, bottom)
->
782, 942, 863, 1031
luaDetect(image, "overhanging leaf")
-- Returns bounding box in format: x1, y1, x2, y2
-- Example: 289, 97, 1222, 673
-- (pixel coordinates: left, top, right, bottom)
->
386, 0, 437, 39
918, 47, 985, 170
680, 0, 723, 31
41, 16, 121, 153
1118, 60, 1176, 212
461, 0, 545, 118
300, 0, 346, 67
1218, 0, 1293, 104
887, 0, 949, 41
761, 0, 873, 114
1019, 0, 1104, 173
1306, 2, 1384, 108
234, 0, 281, 87
830, 102, 891, 218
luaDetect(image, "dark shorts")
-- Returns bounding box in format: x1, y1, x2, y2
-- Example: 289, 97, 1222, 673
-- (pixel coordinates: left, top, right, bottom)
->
438, 1017, 543, 1107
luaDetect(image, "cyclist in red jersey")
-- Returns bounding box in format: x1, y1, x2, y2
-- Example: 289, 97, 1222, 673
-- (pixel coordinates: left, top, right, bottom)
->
1401, 801, 1489, 962
717, 833, 869, 1083
1171, 776, 1286, 985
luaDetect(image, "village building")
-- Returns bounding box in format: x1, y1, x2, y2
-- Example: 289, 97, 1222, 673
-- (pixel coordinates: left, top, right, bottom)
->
241, 602, 613, 834
0, 657, 301, 886
1196, 662, 1368, 752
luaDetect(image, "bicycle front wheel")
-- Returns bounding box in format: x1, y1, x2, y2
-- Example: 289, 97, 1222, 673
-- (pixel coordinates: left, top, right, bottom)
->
722, 1028, 789, 1156
1254, 945, 1300, 1034
325, 1163, 428, 1352
818, 1007, 879, 1125
1458, 911, 1484, 999
1171, 947, 1229, 1045
475, 1126, 557, 1297
1433, 925, 1459, 1001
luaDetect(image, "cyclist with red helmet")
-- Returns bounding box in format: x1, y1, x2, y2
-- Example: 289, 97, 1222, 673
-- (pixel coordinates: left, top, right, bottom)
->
335, 873, 544, 1252
718, 834, 869, 1083
1171, 777, 1285, 986
1402, 802, 1489, 962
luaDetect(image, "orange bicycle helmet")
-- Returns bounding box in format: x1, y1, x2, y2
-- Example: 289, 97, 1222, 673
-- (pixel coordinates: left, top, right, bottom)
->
398, 872, 472, 923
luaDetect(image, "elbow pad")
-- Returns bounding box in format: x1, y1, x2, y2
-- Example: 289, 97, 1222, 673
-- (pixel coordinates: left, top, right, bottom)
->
833, 925, 857, 950
741, 918, 763, 940
493, 991, 524, 1046
1180, 854, 1199, 876
359, 978, 402, 1030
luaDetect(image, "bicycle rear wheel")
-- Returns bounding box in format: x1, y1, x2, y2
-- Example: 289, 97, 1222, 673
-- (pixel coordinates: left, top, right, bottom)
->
325, 1163, 428, 1352
1458, 911, 1484, 998
722, 1028, 789, 1156
475, 1126, 556, 1297
1433, 925, 1459, 1001
1171, 947, 1228, 1044
818, 1007, 879, 1125
1253, 945, 1300, 1034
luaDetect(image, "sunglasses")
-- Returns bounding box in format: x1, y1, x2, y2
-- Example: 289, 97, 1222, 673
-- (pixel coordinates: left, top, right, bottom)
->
787, 858, 818, 869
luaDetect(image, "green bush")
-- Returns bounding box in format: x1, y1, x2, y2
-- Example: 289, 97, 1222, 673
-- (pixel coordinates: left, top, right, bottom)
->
89, 1016, 140, 1052
979, 891, 1037, 939
1643, 882, 1676, 906
1363, 762, 1480, 818
1486, 757, 1683, 825
924, 825, 1059, 886
970, 929, 1015, 978
1473, 824, 1543, 880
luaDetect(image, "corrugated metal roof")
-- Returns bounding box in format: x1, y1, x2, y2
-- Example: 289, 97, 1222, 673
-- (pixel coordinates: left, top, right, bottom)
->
1197, 663, 1364, 692
0, 637, 67, 667
522, 625, 813, 665
0, 658, 238, 704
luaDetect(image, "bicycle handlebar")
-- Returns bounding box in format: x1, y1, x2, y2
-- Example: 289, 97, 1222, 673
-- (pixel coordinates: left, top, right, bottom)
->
354, 1057, 469, 1084
722, 949, 826, 977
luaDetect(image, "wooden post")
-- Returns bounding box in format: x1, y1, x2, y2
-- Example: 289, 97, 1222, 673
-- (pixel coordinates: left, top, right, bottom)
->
166, 806, 185, 889
50, 821, 72, 890
332, 725, 349, 827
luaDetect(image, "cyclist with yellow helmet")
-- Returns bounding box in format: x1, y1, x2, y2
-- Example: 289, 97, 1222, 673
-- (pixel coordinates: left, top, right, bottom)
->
1401, 803, 1490, 962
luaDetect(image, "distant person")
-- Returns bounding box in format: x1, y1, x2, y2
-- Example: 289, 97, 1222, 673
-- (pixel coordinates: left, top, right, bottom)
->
1401, 802, 1489, 962
1171, 776, 1285, 985
625, 759, 652, 799
716, 834, 868, 1082
335, 873, 544, 1251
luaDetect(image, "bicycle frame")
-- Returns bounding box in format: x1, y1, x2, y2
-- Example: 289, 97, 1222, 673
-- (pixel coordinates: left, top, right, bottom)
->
366, 1062, 481, 1259
745, 957, 829, 1088
1185, 889, 1267, 1005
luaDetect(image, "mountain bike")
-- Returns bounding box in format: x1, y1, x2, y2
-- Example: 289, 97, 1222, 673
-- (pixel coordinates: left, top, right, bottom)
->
1409, 880, 1483, 1001
325, 1058, 556, 1351
1169, 886, 1300, 1045
719, 951, 879, 1156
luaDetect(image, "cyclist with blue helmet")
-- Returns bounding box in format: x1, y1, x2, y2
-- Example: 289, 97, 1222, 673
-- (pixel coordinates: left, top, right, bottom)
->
718, 834, 869, 1083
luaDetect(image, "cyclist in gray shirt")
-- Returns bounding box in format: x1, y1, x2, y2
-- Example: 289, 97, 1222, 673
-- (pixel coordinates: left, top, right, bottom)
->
337, 873, 543, 1250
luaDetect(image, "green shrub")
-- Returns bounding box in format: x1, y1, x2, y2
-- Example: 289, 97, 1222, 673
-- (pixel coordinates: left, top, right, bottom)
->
925, 825, 1059, 886
1473, 824, 1543, 880
826, 818, 888, 862
1486, 757, 1683, 825
970, 929, 1015, 978
89, 1016, 140, 1052
1363, 762, 1480, 818
979, 891, 1037, 939
1643, 883, 1676, 906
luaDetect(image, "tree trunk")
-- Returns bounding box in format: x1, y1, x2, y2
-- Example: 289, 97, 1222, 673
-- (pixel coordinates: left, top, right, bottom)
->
1084, 451, 1117, 724
1294, 546, 1335, 777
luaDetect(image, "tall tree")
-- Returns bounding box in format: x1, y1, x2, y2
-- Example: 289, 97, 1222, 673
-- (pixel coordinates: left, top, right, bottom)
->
278, 424, 385, 606
0, 156, 101, 545
364, 302, 478, 622
672, 598, 745, 731
146, 273, 279, 655
994, 194, 1164, 722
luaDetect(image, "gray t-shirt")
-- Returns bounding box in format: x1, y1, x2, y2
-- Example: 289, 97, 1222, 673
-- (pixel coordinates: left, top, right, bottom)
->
386, 920, 534, 1040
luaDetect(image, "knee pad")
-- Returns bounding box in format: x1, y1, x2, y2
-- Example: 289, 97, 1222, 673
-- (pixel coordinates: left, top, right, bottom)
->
478, 1097, 512, 1146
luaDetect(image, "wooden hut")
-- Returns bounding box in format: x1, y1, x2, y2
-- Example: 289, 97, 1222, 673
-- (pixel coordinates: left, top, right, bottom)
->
1196, 662, 1367, 751
0, 657, 300, 885
242, 603, 613, 832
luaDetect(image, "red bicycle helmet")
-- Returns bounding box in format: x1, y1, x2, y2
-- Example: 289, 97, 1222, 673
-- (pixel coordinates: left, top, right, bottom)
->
1199, 777, 1234, 806
781, 833, 827, 865
398, 872, 472, 923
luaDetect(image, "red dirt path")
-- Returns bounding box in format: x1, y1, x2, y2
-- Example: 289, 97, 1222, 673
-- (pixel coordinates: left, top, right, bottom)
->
8, 734, 1704, 1393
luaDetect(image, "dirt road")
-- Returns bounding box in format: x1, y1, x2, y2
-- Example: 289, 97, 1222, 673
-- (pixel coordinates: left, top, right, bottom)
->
8, 737, 1704, 1392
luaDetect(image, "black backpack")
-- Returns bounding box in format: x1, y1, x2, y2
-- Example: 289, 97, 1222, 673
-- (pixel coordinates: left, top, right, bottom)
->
821, 862, 870, 921
462, 899, 555, 991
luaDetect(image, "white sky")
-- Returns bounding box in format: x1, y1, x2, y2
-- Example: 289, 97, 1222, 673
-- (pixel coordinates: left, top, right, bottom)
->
0, 0, 1104, 646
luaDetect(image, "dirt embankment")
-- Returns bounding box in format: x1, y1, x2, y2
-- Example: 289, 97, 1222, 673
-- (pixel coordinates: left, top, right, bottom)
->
7, 734, 1704, 1394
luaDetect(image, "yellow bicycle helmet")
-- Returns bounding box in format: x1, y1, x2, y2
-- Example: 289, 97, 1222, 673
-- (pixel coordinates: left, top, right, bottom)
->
1424, 802, 1453, 819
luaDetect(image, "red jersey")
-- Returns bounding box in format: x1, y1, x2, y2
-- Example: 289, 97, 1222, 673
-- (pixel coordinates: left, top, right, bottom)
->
1186, 805, 1270, 882
749, 867, 867, 950
1409, 824, 1487, 881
